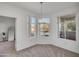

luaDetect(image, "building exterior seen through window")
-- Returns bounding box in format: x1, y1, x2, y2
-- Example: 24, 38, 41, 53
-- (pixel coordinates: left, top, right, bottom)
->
38, 17, 50, 36
29, 16, 50, 37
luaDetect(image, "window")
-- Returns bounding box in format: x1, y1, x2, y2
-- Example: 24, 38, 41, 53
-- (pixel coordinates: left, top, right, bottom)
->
58, 14, 76, 41
29, 17, 37, 37
29, 16, 50, 37
38, 17, 50, 36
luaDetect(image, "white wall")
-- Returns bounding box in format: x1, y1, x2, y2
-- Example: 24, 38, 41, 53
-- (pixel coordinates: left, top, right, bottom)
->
8, 24, 15, 41
0, 3, 37, 51
50, 7, 79, 54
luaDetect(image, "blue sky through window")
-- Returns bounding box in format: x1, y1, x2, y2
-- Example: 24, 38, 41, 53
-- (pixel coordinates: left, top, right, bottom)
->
31, 17, 36, 24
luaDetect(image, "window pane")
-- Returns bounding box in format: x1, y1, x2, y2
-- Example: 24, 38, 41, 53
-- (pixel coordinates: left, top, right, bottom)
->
30, 17, 36, 37
58, 15, 76, 41
66, 17, 76, 40
59, 19, 65, 38
39, 17, 50, 36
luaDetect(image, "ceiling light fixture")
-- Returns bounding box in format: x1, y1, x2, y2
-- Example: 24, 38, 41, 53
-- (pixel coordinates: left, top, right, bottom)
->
40, 2, 43, 18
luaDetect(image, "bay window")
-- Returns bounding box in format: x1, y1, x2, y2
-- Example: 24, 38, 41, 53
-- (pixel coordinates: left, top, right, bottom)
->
29, 16, 50, 37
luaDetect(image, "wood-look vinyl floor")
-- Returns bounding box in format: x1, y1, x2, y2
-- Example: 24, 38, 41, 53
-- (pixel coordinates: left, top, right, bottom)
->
0, 41, 79, 57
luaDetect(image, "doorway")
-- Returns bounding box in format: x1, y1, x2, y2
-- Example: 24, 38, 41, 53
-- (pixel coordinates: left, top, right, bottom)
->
0, 16, 16, 55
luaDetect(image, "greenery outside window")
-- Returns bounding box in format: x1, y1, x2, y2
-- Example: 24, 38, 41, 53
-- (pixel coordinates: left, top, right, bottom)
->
58, 14, 76, 41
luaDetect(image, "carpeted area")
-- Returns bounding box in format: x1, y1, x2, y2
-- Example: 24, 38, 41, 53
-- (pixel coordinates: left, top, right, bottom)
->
0, 41, 79, 57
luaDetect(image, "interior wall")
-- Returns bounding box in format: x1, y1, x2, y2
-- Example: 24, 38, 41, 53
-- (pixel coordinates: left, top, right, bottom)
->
50, 8, 79, 54
0, 3, 37, 51
8, 23, 15, 41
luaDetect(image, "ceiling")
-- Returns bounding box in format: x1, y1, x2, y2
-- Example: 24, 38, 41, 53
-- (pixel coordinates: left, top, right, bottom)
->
7, 2, 79, 15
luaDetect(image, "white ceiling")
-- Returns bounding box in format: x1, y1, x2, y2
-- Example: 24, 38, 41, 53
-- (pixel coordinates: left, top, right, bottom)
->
7, 2, 79, 15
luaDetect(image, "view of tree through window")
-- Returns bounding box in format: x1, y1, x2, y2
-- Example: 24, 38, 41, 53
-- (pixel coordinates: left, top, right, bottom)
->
58, 15, 76, 41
